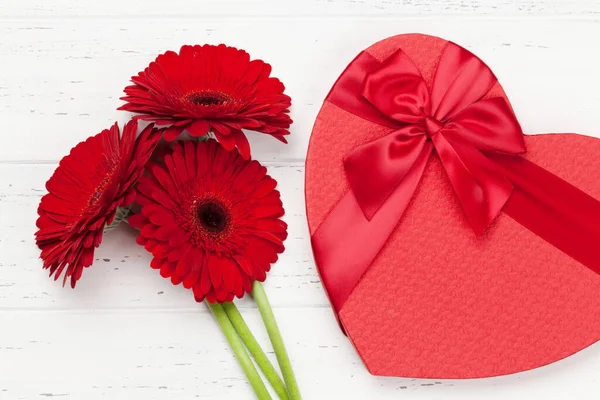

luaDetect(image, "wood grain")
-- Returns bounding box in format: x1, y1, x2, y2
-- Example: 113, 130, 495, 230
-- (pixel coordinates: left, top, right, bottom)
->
2, 0, 600, 17
1, 18, 600, 162
1, 1, 600, 399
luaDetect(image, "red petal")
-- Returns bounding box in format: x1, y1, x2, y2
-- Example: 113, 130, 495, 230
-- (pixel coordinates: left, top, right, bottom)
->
207, 252, 223, 289
187, 120, 210, 138
164, 125, 186, 142
213, 130, 236, 151
183, 249, 203, 289
175, 250, 192, 278
128, 213, 148, 228
232, 130, 251, 159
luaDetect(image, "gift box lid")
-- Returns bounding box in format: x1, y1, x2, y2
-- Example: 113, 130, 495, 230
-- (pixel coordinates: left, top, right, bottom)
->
305, 33, 600, 379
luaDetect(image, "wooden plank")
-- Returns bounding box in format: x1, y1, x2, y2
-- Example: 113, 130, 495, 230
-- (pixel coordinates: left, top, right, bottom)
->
1, 308, 600, 399
1, 18, 600, 162
2, 0, 600, 18
0, 163, 328, 309
0, 308, 366, 400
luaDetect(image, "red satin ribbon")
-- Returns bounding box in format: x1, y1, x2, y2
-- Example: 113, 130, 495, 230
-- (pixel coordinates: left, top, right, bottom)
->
312, 41, 600, 318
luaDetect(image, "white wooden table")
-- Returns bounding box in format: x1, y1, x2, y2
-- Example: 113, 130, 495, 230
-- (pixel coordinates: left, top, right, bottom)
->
1, 1, 600, 399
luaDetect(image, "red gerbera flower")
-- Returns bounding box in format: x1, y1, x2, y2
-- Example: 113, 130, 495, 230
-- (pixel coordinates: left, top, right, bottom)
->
118, 44, 292, 160
35, 121, 161, 287
129, 139, 288, 303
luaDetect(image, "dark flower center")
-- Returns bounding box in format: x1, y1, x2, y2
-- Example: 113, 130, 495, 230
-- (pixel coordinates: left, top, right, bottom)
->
184, 90, 231, 106
84, 168, 115, 213
197, 201, 229, 233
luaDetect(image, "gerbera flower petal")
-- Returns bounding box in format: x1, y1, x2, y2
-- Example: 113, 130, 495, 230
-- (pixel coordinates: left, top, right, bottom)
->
35, 121, 161, 287
176, 250, 192, 278
164, 125, 186, 142
208, 252, 224, 289
119, 44, 292, 159
183, 141, 197, 180
199, 257, 212, 295
213, 130, 236, 152
133, 139, 286, 302
231, 129, 251, 160
210, 121, 231, 136
186, 120, 210, 138
182, 248, 203, 289
160, 261, 176, 278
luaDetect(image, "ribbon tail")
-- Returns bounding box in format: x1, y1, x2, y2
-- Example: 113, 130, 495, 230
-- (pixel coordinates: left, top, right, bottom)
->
433, 132, 513, 235
311, 143, 434, 327
344, 131, 427, 220
493, 154, 600, 273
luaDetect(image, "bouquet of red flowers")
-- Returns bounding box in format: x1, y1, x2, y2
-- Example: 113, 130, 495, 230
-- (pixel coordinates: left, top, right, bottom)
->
35, 44, 300, 400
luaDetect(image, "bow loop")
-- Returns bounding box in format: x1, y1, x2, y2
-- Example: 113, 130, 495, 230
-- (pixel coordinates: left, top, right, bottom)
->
362, 49, 430, 124
338, 41, 525, 233
430, 43, 498, 120
447, 97, 526, 154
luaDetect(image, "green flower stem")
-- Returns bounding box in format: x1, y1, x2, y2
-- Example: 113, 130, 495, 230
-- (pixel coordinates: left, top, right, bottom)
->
252, 281, 302, 400
207, 302, 272, 400
223, 302, 290, 400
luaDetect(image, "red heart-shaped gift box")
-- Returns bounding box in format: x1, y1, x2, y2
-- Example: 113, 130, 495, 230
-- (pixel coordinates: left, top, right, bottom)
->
305, 33, 600, 378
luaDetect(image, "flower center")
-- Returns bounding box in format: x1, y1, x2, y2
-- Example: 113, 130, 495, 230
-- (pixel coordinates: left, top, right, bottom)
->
83, 169, 114, 213
197, 201, 229, 233
184, 90, 231, 106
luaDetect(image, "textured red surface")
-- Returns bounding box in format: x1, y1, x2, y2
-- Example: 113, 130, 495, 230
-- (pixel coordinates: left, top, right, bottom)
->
305, 33, 600, 378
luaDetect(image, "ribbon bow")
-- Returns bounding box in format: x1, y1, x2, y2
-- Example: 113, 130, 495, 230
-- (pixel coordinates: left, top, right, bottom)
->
341, 44, 525, 234
312, 41, 600, 319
